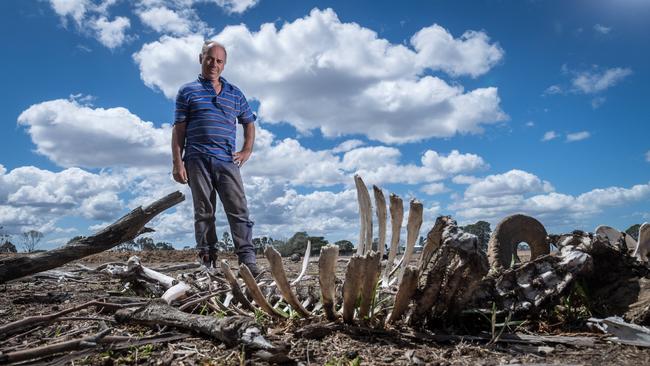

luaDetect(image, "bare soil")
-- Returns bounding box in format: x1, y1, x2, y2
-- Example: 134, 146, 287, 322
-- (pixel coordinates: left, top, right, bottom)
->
2, 250, 650, 365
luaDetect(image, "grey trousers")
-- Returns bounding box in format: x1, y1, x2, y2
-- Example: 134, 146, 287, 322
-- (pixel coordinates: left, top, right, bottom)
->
185, 156, 255, 264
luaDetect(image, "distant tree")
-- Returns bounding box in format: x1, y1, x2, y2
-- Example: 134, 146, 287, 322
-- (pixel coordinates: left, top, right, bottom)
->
136, 237, 156, 251
21, 230, 44, 253
461, 221, 491, 251
335, 240, 354, 254
273, 232, 311, 257
222, 232, 234, 251
114, 239, 137, 252
252, 237, 263, 254
0, 226, 11, 245
0, 240, 17, 253
625, 224, 641, 241
155, 242, 174, 250
307, 236, 328, 255
418, 236, 425, 247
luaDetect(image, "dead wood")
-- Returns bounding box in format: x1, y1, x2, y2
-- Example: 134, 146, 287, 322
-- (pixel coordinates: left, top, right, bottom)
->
0, 191, 184, 284
0, 300, 139, 341
0, 327, 111, 364
114, 299, 280, 352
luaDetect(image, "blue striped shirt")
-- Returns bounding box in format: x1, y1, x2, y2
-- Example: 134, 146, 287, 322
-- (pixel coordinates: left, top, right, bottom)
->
175, 75, 256, 162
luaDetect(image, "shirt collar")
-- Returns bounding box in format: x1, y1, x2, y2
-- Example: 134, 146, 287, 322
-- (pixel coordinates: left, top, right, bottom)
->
197, 74, 228, 90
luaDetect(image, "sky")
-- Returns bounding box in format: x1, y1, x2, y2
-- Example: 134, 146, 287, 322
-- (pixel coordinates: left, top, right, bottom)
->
0, 0, 649, 250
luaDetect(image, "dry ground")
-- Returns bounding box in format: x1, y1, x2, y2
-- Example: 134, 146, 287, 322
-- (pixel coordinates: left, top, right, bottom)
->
2, 250, 650, 365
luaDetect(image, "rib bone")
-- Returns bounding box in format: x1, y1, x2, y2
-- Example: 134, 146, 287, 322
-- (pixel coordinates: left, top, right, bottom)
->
387, 265, 418, 324
291, 240, 311, 285
358, 251, 381, 320
342, 255, 364, 323
634, 223, 650, 262
398, 199, 423, 283
382, 194, 403, 286
220, 260, 255, 312
373, 186, 387, 258
238, 263, 286, 319
318, 245, 339, 321
354, 175, 373, 255
265, 246, 311, 318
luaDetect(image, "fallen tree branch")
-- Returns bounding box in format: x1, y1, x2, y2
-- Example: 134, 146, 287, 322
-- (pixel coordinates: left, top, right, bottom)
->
114, 300, 280, 352
0, 327, 111, 364
0, 191, 184, 284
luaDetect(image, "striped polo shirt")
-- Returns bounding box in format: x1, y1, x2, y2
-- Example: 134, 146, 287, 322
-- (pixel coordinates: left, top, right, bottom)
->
175, 75, 256, 162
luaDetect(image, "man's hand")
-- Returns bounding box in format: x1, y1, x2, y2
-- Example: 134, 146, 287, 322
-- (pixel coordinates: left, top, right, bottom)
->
233, 148, 252, 167
172, 162, 188, 184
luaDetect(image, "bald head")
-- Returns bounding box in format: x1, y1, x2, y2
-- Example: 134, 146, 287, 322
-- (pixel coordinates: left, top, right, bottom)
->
201, 40, 227, 58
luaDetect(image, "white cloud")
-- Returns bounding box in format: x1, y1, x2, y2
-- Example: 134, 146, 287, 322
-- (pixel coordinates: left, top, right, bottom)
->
133, 8, 507, 144
211, 0, 260, 14
411, 24, 504, 78
543, 85, 563, 95
451, 169, 650, 228
565, 131, 590, 142
0, 166, 125, 235
464, 169, 554, 198
421, 182, 447, 195
594, 24, 611, 34
591, 96, 606, 109
645, 151, 650, 163
48, 0, 131, 48
17, 98, 171, 169
137, 6, 194, 35
331, 139, 365, 154
452, 175, 479, 185
91, 16, 131, 49
525, 121, 535, 127
542, 130, 559, 142
572, 67, 632, 94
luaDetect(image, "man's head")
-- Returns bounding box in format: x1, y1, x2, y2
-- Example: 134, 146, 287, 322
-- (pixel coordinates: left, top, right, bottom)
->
199, 41, 227, 82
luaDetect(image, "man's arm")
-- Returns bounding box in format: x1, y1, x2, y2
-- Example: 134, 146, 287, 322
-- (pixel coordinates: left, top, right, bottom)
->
172, 122, 188, 184
233, 122, 255, 167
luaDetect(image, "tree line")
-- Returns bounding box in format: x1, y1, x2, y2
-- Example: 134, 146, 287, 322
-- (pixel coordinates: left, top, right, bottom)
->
0, 222, 645, 255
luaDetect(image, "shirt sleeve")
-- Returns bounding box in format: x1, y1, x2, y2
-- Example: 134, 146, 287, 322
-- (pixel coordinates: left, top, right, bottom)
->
237, 93, 256, 124
174, 88, 189, 124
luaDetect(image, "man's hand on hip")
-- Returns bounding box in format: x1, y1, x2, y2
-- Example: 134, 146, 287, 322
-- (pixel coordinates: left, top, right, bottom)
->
172, 162, 188, 184
233, 149, 252, 167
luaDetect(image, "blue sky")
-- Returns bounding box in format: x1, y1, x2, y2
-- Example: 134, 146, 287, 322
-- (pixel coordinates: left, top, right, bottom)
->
1, 0, 648, 250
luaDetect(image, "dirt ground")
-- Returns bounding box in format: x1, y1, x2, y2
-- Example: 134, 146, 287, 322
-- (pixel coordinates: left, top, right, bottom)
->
2, 250, 650, 365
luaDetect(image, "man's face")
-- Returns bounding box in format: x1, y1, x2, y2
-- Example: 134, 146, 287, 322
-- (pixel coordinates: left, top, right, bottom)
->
200, 45, 226, 81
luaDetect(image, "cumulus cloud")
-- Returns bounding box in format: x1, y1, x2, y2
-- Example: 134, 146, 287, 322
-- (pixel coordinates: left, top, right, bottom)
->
451, 169, 650, 227
0, 165, 125, 234
645, 151, 650, 163
17, 98, 171, 169
421, 182, 447, 195
48, 0, 131, 48
464, 169, 554, 198
133, 8, 507, 144
542, 130, 559, 142
211, 0, 260, 14
91, 16, 131, 48
565, 131, 590, 142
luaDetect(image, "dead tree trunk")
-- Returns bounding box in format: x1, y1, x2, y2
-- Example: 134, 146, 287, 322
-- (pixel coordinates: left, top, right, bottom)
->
0, 191, 184, 284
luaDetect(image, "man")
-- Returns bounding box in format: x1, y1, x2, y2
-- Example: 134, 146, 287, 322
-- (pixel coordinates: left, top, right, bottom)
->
172, 40, 260, 276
